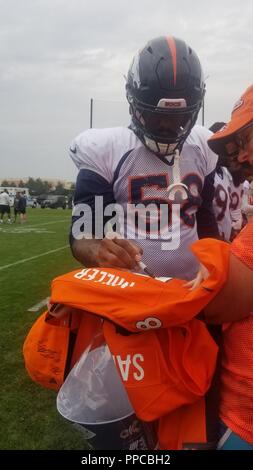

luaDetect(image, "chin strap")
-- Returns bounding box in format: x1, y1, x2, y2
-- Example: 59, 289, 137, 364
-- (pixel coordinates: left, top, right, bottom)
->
166, 149, 189, 202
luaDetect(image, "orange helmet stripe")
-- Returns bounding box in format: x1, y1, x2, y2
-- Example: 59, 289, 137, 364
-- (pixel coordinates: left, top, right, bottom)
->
166, 36, 177, 86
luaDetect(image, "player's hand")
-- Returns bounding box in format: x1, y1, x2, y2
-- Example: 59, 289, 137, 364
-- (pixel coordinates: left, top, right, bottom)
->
97, 235, 143, 270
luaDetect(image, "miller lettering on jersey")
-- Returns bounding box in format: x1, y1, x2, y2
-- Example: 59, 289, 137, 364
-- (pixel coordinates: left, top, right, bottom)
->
74, 268, 135, 289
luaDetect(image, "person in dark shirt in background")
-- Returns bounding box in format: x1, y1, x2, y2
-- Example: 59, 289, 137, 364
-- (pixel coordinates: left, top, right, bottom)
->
19, 191, 27, 224
13, 192, 21, 223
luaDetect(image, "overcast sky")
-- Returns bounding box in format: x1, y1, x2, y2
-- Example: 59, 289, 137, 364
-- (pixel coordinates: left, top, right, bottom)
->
1, 0, 253, 182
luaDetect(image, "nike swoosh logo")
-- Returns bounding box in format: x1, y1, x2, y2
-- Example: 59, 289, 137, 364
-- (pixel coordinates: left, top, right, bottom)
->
70, 146, 77, 154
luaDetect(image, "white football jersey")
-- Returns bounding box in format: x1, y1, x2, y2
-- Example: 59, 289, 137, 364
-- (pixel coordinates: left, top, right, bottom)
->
70, 125, 217, 280
0, 191, 10, 206
213, 167, 244, 241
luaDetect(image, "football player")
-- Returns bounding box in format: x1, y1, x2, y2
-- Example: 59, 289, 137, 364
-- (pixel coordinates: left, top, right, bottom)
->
209, 123, 244, 241
69, 36, 219, 280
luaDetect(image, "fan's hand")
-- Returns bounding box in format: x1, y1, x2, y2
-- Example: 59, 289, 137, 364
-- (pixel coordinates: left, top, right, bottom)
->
184, 263, 210, 290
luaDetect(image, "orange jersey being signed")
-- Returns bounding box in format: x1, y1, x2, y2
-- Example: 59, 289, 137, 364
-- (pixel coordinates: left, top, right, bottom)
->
24, 238, 231, 449
51, 239, 229, 333
49, 238, 230, 449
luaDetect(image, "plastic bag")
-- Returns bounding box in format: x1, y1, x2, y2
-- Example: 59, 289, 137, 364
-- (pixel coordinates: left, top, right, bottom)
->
57, 339, 157, 450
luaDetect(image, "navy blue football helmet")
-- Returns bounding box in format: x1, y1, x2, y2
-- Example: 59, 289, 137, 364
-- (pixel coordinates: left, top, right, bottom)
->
126, 36, 205, 156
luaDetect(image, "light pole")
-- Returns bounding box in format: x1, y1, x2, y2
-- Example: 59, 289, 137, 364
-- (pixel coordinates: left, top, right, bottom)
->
90, 98, 93, 129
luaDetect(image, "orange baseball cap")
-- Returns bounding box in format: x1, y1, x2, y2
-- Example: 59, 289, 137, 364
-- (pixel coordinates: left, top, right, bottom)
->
208, 84, 253, 156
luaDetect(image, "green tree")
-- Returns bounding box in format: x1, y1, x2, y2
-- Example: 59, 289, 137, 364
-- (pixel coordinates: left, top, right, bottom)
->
34, 178, 46, 195
43, 180, 53, 194
27, 177, 37, 194
1, 180, 12, 187
54, 181, 66, 195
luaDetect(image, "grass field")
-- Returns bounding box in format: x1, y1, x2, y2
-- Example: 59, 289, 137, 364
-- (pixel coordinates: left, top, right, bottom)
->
0, 208, 89, 449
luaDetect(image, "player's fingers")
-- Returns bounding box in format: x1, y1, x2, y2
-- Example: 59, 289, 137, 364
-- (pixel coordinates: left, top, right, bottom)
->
113, 237, 143, 259
99, 239, 137, 269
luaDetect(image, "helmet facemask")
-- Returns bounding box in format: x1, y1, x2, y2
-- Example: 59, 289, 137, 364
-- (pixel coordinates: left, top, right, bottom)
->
128, 95, 202, 157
